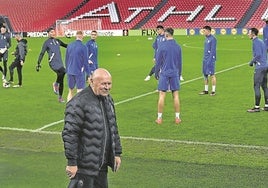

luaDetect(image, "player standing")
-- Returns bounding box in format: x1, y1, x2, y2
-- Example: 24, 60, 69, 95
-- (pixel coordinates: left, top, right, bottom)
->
0, 25, 11, 85
154, 28, 182, 124
36, 28, 68, 103
65, 31, 90, 102
263, 19, 268, 53
199, 26, 217, 96
85, 30, 98, 76
8, 33, 27, 88
247, 28, 268, 112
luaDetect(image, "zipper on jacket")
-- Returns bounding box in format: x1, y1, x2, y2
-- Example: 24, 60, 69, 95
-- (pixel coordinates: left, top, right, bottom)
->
99, 99, 107, 170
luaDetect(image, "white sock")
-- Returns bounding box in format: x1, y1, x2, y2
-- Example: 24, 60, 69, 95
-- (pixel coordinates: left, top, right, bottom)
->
175, 113, 180, 118
212, 85, 216, 92
205, 85, 208, 91
157, 113, 162, 119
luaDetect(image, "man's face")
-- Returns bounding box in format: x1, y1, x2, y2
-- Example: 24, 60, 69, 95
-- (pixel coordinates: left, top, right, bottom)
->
248, 30, 254, 39
203, 29, 210, 36
91, 75, 112, 96
156, 28, 164, 35
49, 30, 56, 38
91, 32, 97, 40
1, 27, 6, 34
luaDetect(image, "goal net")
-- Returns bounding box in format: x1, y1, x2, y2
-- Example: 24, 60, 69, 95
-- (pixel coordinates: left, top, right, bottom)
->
55, 18, 102, 37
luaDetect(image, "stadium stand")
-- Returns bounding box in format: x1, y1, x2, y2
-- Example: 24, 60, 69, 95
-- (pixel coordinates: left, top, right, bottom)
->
67, 0, 160, 30
0, 0, 267, 32
0, 0, 82, 32
245, 0, 268, 29
141, 0, 252, 29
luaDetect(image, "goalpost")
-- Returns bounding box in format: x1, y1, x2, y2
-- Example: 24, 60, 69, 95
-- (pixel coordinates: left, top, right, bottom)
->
55, 18, 102, 37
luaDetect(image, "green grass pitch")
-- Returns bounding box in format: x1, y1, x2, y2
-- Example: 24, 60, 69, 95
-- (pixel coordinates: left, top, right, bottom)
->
0, 35, 267, 187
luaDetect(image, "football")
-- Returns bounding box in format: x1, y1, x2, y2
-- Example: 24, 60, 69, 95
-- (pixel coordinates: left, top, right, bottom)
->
3, 82, 10, 88
64, 29, 73, 38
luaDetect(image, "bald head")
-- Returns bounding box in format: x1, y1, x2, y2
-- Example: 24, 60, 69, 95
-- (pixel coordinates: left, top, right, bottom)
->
91, 68, 112, 96
92, 68, 111, 80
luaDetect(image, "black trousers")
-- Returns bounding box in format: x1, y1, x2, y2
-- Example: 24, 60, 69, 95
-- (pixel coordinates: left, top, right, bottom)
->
9, 59, 23, 85
253, 67, 268, 106
53, 67, 65, 96
0, 52, 8, 77
68, 170, 108, 188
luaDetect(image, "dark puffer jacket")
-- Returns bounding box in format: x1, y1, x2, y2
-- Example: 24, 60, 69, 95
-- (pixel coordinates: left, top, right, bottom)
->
15, 38, 27, 61
62, 86, 122, 176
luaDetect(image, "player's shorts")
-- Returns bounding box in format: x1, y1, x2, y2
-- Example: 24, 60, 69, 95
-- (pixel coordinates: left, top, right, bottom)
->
203, 61, 215, 76
158, 75, 180, 91
67, 74, 85, 89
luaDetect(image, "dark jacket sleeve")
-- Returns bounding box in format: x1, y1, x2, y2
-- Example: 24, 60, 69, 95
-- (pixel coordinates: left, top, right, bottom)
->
7, 33, 11, 49
62, 99, 84, 166
108, 96, 122, 156
37, 41, 47, 64
18, 42, 26, 61
57, 39, 68, 48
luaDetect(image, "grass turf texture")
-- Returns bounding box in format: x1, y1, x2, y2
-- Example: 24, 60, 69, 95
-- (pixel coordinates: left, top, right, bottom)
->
0, 35, 267, 187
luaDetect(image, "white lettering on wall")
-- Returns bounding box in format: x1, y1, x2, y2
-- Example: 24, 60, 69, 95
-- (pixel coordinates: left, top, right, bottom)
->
124, 7, 154, 23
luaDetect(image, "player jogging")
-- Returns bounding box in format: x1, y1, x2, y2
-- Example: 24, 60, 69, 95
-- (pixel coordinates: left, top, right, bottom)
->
36, 28, 68, 103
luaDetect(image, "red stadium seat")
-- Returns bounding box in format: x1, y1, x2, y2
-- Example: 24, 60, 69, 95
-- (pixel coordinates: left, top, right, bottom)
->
0, 0, 267, 32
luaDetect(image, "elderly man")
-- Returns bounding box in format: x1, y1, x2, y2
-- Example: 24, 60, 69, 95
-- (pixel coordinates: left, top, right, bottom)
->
62, 68, 122, 188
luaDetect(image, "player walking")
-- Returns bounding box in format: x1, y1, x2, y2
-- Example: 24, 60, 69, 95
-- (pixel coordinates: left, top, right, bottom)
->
36, 28, 68, 103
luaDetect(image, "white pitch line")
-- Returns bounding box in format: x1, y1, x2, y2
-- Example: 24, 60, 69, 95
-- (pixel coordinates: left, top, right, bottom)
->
0, 126, 267, 151
34, 91, 158, 131
38, 62, 249, 131
122, 136, 268, 150
182, 43, 251, 52
114, 90, 157, 105
34, 120, 64, 131
1, 62, 250, 140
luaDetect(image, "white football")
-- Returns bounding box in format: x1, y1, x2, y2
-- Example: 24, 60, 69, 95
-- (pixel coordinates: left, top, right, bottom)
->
3, 82, 10, 88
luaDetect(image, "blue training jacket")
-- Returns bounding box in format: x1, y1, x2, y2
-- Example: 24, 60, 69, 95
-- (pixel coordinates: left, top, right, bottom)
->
37, 38, 67, 71
85, 39, 98, 73
65, 40, 90, 76
250, 37, 268, 69
263, 24, 268, 51
155, 39, 182, 77
152, 34, 166, 58
0, 32, 11, 49
202, 34, 217, 75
